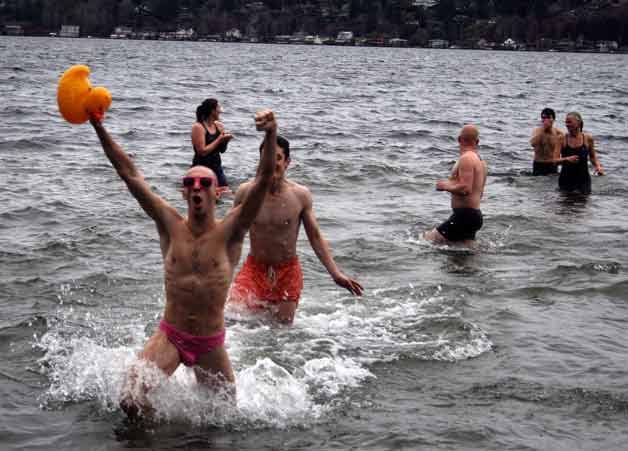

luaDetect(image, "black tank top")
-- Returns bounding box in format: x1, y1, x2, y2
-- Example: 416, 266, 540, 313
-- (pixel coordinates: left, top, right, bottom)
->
559, 133, 591, 194
192, 123, 226, 170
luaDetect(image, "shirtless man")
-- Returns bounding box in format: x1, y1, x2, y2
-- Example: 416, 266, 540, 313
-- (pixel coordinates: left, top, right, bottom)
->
530, 107, 564, 176
88, 109, 278, 418
228, 135, 363, 323
425, 124, 488, 245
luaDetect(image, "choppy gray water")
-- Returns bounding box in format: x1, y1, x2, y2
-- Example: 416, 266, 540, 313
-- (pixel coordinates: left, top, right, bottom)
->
1, 36, 628, 450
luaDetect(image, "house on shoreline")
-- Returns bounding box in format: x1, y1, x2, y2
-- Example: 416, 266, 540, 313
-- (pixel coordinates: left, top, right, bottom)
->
110, 26, 132, 39
4, 24, 23, 35
59, 25, 79, 38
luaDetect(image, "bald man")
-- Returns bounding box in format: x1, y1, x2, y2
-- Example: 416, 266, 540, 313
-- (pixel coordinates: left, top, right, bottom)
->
88, 109, 278, 418
425, 124, 488, 245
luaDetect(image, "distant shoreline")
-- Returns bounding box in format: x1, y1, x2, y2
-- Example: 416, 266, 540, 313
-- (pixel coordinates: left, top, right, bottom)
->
2, 34, 627, 54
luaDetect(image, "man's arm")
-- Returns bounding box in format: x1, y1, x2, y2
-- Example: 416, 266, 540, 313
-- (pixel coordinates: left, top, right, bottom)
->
436, 154, 474, 195
301, 191, 363, 296
232, 181, 250, 209
530, 127, 543, 147
553, 129, 564, 162
226, 110, 276, 243
90, 116, 178, 232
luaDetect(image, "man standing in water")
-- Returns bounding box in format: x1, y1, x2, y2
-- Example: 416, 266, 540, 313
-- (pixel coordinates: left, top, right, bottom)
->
425, 124, 487, 245
228, 135, 363, 323
88, 109, 278, 418
530, 107, 564, 176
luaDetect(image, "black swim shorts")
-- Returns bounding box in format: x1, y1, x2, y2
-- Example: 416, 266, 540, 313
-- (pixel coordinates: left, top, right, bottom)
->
436, 208, 483, 242
533, 161, 558, 176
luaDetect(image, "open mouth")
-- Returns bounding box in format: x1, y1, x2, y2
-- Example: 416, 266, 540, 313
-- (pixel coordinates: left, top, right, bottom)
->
192, 195, 202, 205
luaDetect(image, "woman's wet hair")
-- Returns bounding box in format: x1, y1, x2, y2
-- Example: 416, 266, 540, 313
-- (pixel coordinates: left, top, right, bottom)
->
567, 111, 584, 131
196, 98, 218, 122
259, 135, 290, 160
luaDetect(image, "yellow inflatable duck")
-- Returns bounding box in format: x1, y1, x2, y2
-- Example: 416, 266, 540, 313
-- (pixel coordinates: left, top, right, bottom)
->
57, 65, 112, 124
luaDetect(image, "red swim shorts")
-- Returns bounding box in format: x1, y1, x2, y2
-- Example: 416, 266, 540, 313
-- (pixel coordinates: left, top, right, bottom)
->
229, 254, 303, 309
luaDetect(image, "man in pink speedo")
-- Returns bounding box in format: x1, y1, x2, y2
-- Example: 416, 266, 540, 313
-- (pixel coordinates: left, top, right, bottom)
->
88, 109, 279, 418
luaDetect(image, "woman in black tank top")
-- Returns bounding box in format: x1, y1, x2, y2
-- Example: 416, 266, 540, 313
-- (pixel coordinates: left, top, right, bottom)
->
558, 112, 604, 194
191, 98, 233, 187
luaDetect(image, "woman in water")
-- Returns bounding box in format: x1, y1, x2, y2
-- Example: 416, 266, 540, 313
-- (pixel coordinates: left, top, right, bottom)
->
558, 112, 604, 194
191, 98, 233, 189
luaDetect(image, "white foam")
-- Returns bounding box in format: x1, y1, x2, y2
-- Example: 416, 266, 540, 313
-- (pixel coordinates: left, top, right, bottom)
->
37, 280, 492, 426
432, 330, 494, 362
237, 358, 324, 427
302, 356, 373, 396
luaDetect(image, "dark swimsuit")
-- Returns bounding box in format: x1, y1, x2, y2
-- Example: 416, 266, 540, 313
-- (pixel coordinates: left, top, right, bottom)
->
533, 161, 558, 176
193, 123, 228, 187
437, 208, 483, 242
559, 134, 591, 194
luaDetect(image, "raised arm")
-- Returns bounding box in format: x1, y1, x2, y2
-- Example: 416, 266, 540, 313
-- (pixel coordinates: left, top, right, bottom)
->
232, 180, 249, 209
226, 110, 277, 243
302, 191, 363, 296
90, 116, 178, 232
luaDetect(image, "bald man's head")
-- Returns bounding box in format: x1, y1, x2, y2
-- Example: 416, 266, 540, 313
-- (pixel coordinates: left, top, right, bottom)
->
186, 165, 214, 178
458, 124, 479, 146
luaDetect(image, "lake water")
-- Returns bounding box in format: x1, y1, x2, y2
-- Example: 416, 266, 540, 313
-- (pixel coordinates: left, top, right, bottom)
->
1, 36, 628, 450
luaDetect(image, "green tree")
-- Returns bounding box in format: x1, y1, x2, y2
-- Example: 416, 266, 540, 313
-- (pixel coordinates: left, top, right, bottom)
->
532, 0, 547, 18
475, 0, 490, 19
436, 0, 455, 21
350, 0, 362, 19
366, 0, 378, 32
223, 0, 237, 13
149, 0, 179, 20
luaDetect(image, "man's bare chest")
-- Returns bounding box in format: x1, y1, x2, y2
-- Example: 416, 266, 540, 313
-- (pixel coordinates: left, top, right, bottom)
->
255, 195, 301, 230
540, 131, 560, 147
166, 233, 228, 275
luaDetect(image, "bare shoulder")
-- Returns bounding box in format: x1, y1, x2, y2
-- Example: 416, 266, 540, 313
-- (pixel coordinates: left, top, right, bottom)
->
169, 208, 186, 226
236, 179, 255, 193
461, 151, 481, 165
463, 151, 487, 175
584, 132, 594, 144
159, 205, 186, 233
232, 179, 255, 207
287, 180, 312, 204
287, 179, 309, 194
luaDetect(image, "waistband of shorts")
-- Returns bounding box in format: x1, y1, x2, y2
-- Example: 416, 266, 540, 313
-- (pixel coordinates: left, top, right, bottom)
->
452, 208, 482, 214
159, 319, 225, 340
245, 254, 299, 271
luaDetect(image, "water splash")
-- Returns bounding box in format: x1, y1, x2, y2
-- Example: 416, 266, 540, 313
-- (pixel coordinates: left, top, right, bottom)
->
34, 269, 491, 427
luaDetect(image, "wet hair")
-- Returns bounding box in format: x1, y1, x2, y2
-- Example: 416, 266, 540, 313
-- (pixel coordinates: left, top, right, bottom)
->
566, 112, 584, 131
196, 98, 218, 123
541, 107, 556, 119
259, 135, 290, 160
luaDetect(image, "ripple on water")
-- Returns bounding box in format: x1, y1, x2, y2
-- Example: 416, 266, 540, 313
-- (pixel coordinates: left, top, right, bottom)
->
463, 377, 628, 419
1, 39, 627, 446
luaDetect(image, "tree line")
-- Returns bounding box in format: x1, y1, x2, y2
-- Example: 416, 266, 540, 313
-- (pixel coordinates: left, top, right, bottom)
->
2, 0, 627, 45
